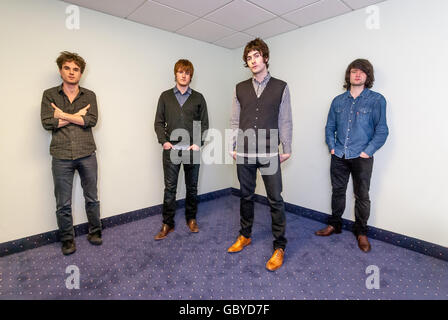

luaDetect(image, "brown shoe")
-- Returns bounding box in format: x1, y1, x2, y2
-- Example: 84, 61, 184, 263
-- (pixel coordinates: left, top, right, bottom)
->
61, 240, 76, 255
227, 235, 251, 253
87, 231, 102, 245
154, 224, 174, 240
315, 225, 341, 236
266, 248, 285, 271
187, 219, 199, 233
357, 235, 371, 252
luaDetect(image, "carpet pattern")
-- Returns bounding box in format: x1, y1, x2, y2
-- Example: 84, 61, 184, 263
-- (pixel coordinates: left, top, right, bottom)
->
0, 195, 447, 300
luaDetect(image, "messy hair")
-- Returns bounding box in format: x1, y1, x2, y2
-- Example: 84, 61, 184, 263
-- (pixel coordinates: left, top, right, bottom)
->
243, 38, 270, 69
344, 59, 375, 90
56, 51, 86, 73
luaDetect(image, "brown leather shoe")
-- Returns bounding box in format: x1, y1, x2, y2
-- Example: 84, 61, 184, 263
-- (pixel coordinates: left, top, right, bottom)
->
154, 224, 174, 240
315, 225, 342, 236
266, 248, 285, 271
61, 240, 76, 255
227, 235, 251, 253
187, 219, 199, 233
87, 231, 103, 246
357, 235, 371, 252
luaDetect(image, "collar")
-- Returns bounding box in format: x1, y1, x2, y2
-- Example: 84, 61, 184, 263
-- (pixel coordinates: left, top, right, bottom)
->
58, 83, 85, 95
252, 72, 271, 86
173, 86, 192, 95
346, 87, 370, 99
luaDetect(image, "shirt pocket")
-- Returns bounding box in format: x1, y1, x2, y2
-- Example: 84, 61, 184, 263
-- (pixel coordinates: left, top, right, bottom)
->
78, 99, 90, 109
335, 105, 344, 113
357, 106, 371, 123
334, 105, 344, 120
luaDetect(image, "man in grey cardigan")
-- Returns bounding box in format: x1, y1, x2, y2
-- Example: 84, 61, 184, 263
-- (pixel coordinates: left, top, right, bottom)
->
154, 59, 209, 240
227, 38, 293, 271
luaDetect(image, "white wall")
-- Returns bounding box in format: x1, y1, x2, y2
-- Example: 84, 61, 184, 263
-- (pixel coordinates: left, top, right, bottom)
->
1, 0, 447, 248
232, 0, 448, 247
0, 0, 234, 243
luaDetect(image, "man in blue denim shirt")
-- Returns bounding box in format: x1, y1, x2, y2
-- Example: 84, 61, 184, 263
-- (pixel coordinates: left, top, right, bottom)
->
315, 59, 388, 253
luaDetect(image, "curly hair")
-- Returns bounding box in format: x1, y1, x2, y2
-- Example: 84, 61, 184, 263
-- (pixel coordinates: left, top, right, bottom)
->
56, 51, 86, 73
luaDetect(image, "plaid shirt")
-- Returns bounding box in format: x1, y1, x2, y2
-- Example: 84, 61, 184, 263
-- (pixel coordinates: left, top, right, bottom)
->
41, 84, 98, 160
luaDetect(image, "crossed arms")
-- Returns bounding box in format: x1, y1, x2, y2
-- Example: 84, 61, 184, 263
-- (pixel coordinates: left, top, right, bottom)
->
51, 103, 90, 128
40, 89, 98, 131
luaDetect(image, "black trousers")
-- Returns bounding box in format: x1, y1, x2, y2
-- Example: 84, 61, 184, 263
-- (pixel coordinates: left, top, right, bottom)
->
329, 154, 374, 236
52, 153, 101, 242
237, 156, 287, 250
162, 149, 200, 227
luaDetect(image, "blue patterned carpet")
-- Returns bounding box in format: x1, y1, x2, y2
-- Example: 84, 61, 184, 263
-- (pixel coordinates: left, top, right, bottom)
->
1, 195, 447, 300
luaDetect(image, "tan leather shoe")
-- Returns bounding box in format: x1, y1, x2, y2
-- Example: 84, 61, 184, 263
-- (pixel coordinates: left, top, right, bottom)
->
315, 225, 341, 236
187, 219, 199, 233
357, 235, 371, 252
154, 224, 174, 240
227, 235, 251, 253
266, 248, 285, 271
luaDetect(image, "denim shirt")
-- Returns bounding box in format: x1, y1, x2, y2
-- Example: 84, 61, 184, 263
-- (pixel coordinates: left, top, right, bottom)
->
325, 88, 389, 159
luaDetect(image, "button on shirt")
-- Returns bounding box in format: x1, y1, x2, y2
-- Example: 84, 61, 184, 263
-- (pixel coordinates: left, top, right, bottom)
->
325, 88, 389, 159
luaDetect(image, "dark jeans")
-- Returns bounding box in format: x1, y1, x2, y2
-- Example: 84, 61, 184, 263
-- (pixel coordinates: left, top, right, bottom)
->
329, 154, 374, 236
162, 149, 200, 227
237, 156, 287, 250
52, 153, 101, 242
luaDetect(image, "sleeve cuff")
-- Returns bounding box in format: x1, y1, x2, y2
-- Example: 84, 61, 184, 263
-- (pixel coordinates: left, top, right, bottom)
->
53, 118, 60, 129
363, 146, 376, 157
81, 115, 87, 128
282, 144, 292, 155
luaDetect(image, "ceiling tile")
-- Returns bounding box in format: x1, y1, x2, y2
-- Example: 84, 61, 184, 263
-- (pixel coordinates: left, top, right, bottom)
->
63, 0, 146, 18
244, 17, 299, 39
247, 0, 319, 15
127, 0, 198, 32
204, 0, 276, 31
176, 19, 236, 43
283, 0, 352, 27
61, 0, 390, 49
213, 32, 255, 49
341, 0, 386, 10
152, 0, 233, 17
